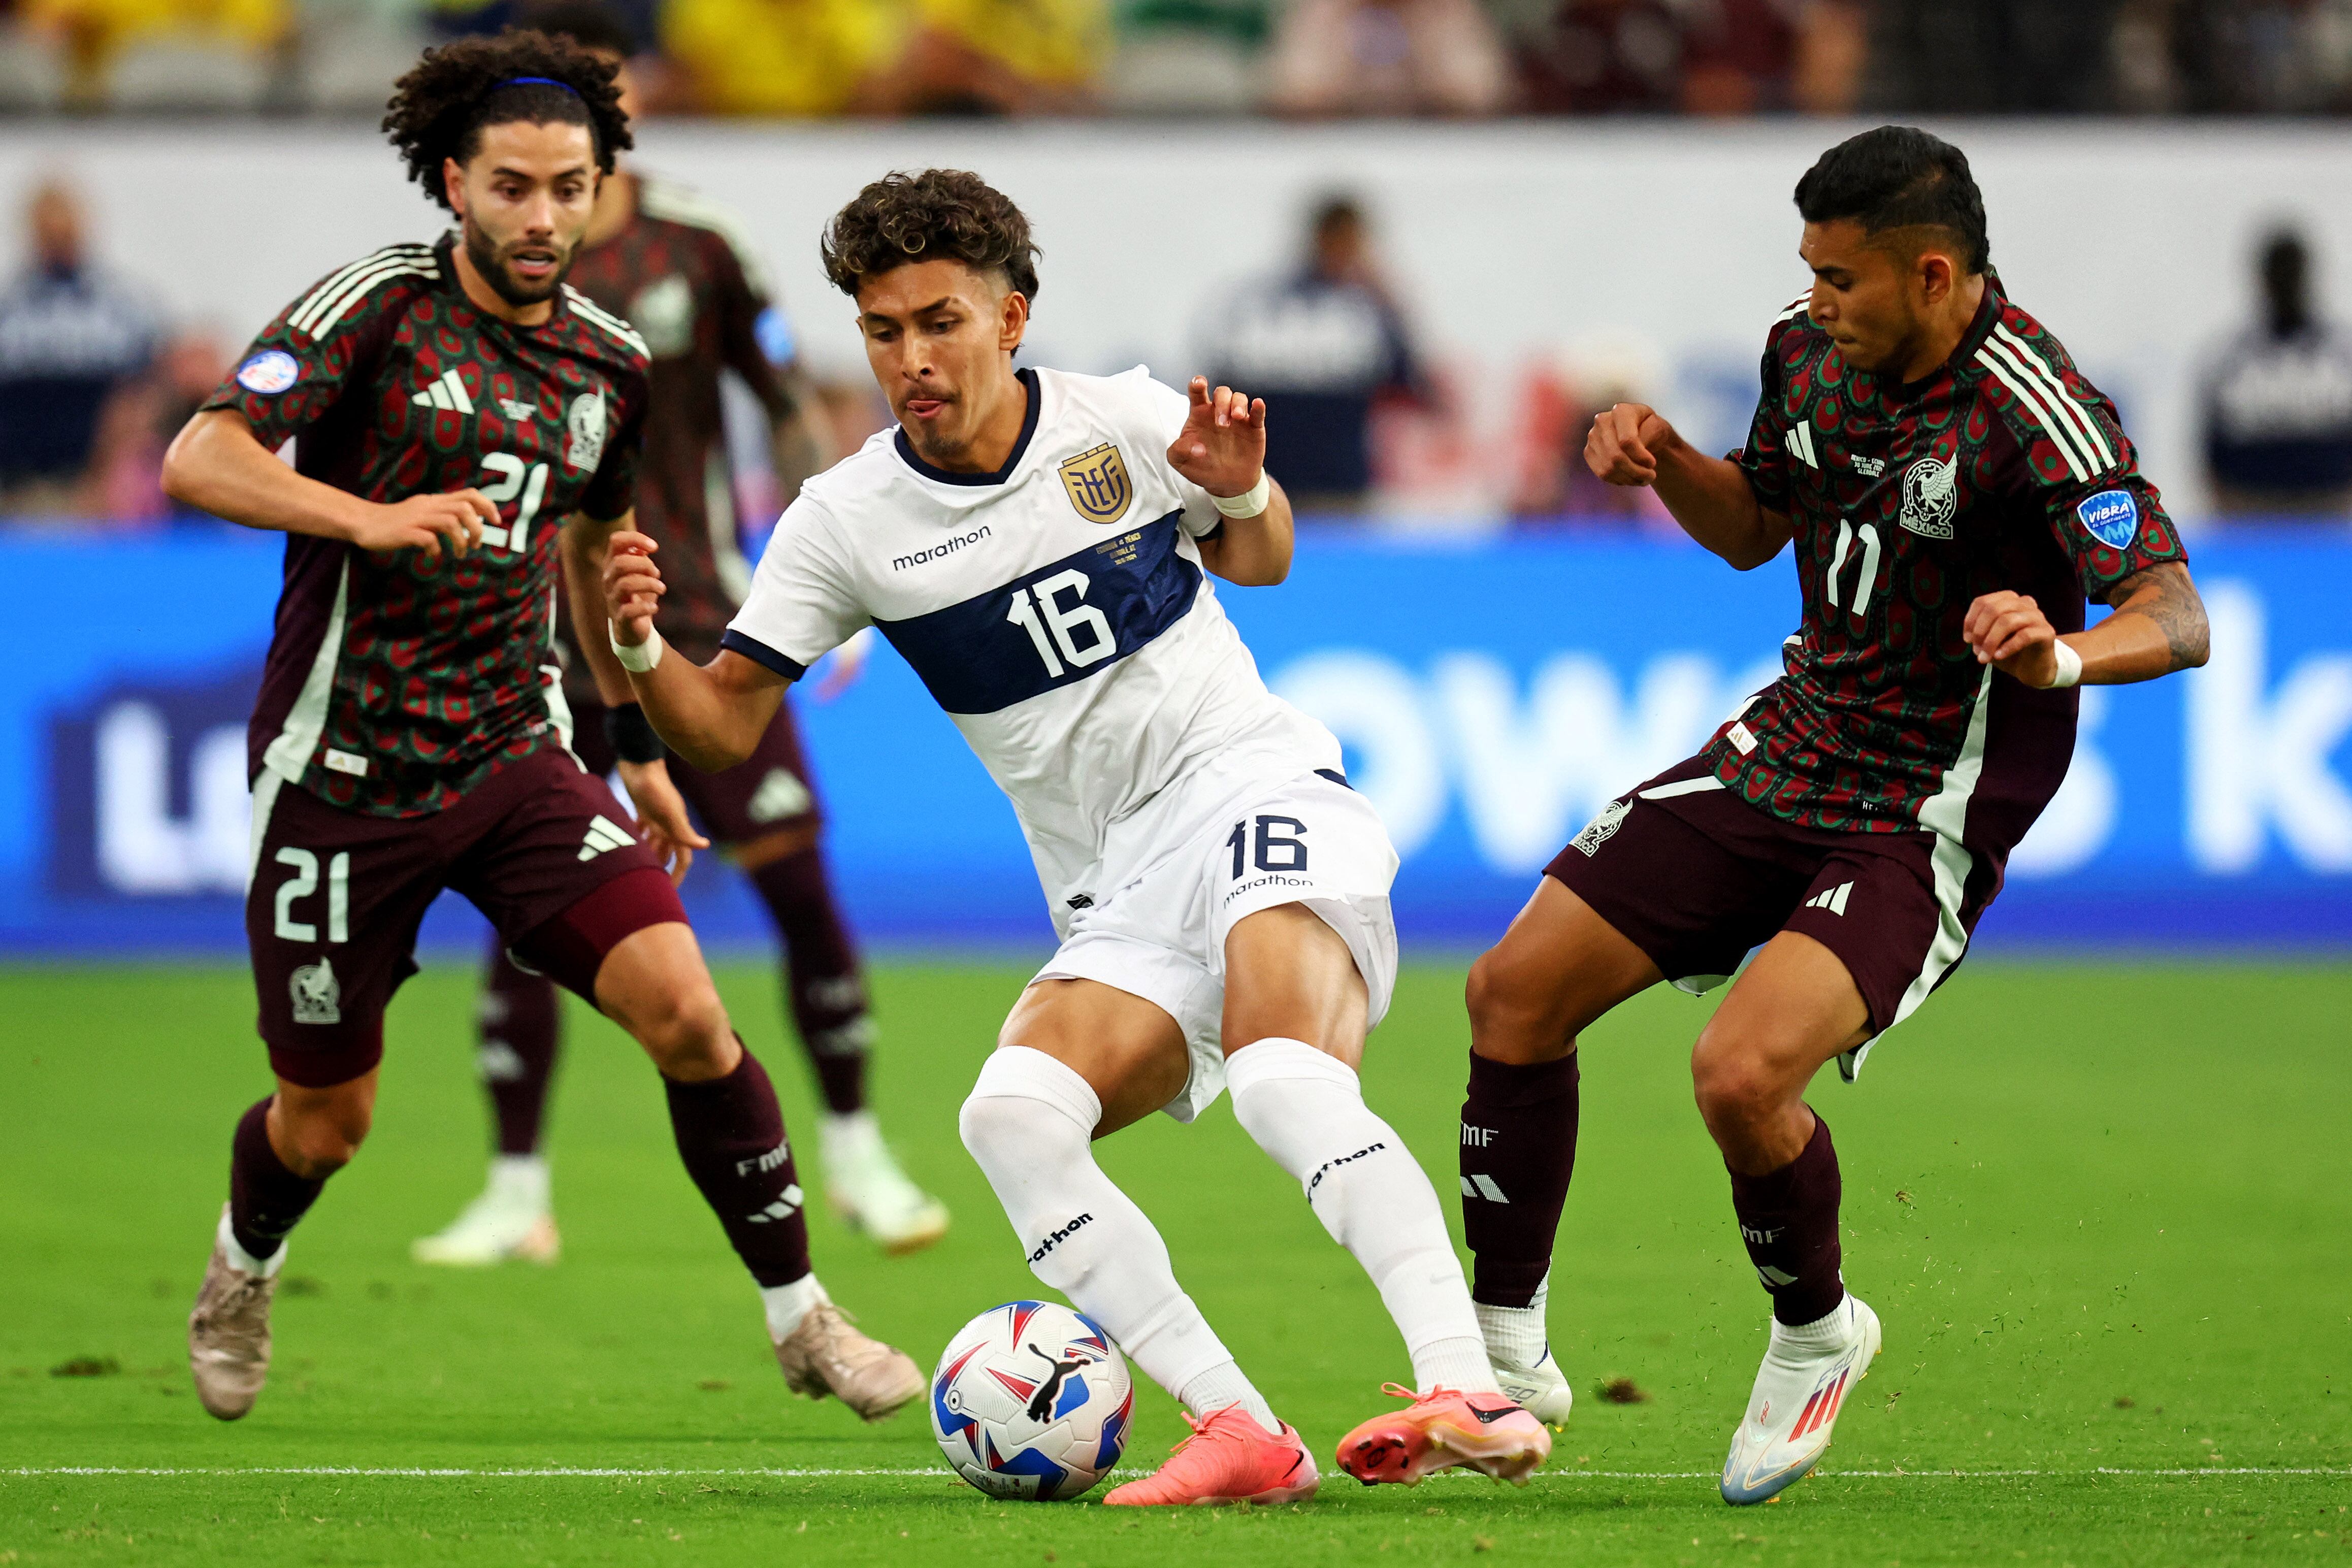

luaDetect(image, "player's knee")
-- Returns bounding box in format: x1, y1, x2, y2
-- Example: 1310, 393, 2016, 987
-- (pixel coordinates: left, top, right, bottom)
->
1689, 1030, 1784, 1129
1466, 942, 1572, 1064
958, 1088, 1034, 1167
278, 1096, 370, 1178
627, 976, 732, 1077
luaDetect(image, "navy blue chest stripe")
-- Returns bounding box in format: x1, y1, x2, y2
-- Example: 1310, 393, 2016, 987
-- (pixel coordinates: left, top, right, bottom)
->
874, 510, 1200, 715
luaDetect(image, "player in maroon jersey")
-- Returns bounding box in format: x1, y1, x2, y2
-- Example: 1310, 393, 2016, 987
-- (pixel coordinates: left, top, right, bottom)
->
161, 31, 921, 1426
1453, 127, 2211, 1501
411, 4, 946, 1270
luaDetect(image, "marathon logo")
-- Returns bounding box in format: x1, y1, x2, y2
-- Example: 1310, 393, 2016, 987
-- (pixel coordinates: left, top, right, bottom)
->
1028, 1212, 1094, 1264
1306, 1141, 1388, 1200
893, 525, 992, 572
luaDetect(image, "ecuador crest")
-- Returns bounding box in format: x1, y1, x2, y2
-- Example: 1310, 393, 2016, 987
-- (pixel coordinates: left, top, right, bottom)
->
1057, 442, 1133, 525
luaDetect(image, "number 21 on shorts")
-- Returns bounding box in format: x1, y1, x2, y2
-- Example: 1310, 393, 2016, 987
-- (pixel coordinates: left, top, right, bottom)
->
274, 848, 350, 943
1227, 815, 1309, 879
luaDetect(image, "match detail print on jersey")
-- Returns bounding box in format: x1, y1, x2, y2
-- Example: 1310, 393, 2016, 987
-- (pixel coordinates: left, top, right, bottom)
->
874, 510, 1200, 714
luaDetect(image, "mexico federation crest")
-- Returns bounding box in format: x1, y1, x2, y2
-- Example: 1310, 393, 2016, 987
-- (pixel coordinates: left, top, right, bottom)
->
289, 958, 341, 1026
565, 388, 608, 473
1899, 454, 1957, 539
1570, 799, 1631, 858
1058, 442, 1133, 525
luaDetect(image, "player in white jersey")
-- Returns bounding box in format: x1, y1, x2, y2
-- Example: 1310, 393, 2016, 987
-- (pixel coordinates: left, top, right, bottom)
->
596, 170, 1551, 1503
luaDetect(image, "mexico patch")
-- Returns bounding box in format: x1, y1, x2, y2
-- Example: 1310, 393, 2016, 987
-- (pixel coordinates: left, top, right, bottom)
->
2076, 488, 2138, 549
235, 350, 300, 395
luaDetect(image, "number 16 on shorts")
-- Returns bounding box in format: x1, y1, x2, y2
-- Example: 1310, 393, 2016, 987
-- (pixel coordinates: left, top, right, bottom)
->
1227, 815, 1308, 880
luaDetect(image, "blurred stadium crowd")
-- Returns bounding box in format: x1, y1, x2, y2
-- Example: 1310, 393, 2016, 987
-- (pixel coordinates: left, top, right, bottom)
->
4, 0, 2352, 118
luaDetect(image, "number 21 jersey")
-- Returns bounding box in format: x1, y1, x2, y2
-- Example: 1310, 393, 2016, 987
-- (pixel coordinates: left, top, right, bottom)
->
205, 235, 650, 818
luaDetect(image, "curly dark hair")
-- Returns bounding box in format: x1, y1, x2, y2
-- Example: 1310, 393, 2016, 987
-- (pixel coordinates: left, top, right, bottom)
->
382, 30, 632, 215
821, 170, 1041, 300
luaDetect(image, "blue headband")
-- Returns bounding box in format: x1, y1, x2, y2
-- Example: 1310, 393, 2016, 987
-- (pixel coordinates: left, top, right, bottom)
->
498, 75, 581, 96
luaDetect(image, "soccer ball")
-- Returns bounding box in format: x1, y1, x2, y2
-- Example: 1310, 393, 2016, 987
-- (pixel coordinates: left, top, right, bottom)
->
929, 1300, 1134, 1501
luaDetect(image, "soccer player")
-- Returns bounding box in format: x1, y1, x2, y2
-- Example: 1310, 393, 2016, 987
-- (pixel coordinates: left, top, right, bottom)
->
163, 31, 921, 1426
604, 169, 1552, 1503
1454, 126, 2211, 1502
411, 3, 947, 1269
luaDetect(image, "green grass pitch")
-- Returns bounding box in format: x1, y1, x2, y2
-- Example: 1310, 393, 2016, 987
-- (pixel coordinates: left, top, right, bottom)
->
3, 955, 2347, 1565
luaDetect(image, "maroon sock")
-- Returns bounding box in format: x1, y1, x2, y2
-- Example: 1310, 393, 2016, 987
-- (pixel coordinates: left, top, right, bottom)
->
1460, 1051, 1581, 1308
748, 847, 870, 1117
1728, 1113, 1846, 1326
480, 939, 562, 1157
228, 1098, 324, 1261
663, 1044, 812, 1288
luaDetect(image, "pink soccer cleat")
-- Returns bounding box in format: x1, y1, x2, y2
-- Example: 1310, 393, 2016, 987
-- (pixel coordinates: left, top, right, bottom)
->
1101, 1406, 1321, 1507
1335, 1383, 1551, 1487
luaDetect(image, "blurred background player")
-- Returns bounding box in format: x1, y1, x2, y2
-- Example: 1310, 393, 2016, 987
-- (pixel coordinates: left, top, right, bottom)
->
1458, 126, 2209, 1504
411, 3, 949, 1267
167, 30, 921, 1425
2200, 225, 2352, 524
1194, 194, 1422, 515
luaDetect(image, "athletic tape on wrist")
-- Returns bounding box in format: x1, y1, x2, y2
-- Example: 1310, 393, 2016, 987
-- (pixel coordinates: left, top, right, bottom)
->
610, 624, 663, 673
603, 702, 665, 765
1211, 471, 1271, 519
2047, 639, 2083, 689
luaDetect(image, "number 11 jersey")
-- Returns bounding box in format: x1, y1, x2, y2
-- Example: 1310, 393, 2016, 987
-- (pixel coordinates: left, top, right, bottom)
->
205, 235, 651, 818
723, 366, 1338, 927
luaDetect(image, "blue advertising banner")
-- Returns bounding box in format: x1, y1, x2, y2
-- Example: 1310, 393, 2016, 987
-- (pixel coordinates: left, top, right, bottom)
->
6, 530, 2346, 955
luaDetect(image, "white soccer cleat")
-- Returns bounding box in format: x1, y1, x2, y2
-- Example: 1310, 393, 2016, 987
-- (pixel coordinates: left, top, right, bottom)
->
189, 1205, 277, 1421
1492, 1345, 1576, 1427
411, 1156, 561, 1267
821, 1113, 949, 1256
1719, 1293, 1882, 1505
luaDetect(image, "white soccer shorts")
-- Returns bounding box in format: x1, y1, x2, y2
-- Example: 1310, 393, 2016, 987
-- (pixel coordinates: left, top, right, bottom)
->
1032, 767, 1399, 1123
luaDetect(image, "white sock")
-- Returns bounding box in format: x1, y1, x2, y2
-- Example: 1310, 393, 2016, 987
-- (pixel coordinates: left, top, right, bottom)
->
1225, 1037, 1500, 1396
1477, 1270, 1550, 1369
760, 1273, 829, 1342
487, 1154, 549, 1211
960, 1047, 1275, 1422
216, 1208, 283, 1279
1177, 1360, 1282, 1435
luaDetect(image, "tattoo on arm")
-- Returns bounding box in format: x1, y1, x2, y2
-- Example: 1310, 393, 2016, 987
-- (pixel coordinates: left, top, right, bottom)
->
2108, 563, 2210, 671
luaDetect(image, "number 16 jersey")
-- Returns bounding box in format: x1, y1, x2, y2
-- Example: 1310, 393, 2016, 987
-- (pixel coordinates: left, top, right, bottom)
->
723, 366, 1338, 930
205, 235, 651, 818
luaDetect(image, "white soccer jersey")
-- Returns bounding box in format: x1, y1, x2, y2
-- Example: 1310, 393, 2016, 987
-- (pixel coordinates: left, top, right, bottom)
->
723, 365, 1340, 929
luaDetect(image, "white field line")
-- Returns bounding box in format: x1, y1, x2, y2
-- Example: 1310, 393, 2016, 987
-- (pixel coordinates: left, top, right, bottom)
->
7, 1466, 2348, 1481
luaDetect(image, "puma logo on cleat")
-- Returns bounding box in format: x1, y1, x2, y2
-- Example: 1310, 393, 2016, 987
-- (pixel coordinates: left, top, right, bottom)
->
578, 816, 635, 861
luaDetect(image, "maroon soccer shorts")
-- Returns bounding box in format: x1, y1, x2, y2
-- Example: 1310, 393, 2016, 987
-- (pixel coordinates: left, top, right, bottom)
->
1545, 754, 2003, 1039
246, 747, 685, 1087
572, 692, 823, 846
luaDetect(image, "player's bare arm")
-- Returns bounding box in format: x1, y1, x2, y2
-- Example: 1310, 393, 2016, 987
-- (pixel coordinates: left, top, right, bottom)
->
1964, 561, 2210, 688
1170, 375, 1294, 586
601, 529, 788, 772
561, 512, 710, 881
162, 408, 495, 562
1585, 402, 1795, 570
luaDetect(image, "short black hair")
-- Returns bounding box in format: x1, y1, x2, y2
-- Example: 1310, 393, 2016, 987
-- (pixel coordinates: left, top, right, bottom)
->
516, 0, 640, 61
1310, 194, 1364, 237
1793, 125, 1989, 275
822, 169, 1041, 300
382, 29, 632, 215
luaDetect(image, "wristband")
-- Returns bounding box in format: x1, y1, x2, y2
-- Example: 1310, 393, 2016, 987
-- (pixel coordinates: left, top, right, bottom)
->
2047, 639, 2083, 690
1211, 470, 1272, 519
603, 702, 665, 765
610, 623, 663, 673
